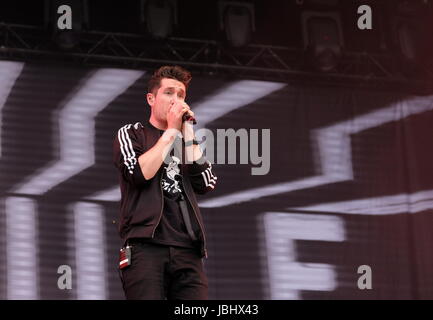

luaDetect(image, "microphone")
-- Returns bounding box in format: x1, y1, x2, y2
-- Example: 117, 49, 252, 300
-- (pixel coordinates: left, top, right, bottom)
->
182, 112, 197, 125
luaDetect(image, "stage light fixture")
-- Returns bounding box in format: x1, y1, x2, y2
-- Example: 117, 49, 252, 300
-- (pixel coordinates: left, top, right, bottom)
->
302, 11, 344, 72
391, 1, 428, 62
44, 0, 88, 50
396, 21, 417, 61
140, 0, 178, 39
304, 0, 339, 5
218, 1, 255, 47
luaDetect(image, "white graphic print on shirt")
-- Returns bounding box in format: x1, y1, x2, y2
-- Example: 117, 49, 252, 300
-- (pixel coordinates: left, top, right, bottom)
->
161, 155, 183, 197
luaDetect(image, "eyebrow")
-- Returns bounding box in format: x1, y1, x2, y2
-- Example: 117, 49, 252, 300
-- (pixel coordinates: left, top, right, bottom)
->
164, 86, 185, 95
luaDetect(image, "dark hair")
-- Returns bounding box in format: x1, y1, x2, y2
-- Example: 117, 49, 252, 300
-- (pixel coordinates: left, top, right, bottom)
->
147, 65, 192, 95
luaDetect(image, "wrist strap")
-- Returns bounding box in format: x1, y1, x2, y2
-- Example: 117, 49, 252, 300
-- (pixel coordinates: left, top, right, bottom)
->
184, 139, 199, 147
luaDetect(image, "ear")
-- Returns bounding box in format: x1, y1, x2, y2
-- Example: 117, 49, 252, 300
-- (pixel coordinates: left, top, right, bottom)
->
146, 92, 155, 107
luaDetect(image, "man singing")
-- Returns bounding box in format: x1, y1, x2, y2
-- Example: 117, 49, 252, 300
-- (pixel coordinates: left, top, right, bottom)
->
113, 65, 217, 300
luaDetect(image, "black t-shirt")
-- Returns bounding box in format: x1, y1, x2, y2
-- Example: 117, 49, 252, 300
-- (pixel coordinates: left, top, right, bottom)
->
143, 129, 200, 249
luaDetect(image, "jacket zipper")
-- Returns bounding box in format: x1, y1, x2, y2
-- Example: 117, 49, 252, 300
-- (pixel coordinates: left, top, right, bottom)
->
152, 171, 164, 238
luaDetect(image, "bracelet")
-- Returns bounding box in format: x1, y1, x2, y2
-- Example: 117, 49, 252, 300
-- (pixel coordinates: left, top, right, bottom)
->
184, 139, 199, 147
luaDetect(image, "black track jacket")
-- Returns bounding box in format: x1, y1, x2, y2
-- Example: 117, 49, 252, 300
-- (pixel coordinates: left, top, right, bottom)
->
113, 121, 217, 258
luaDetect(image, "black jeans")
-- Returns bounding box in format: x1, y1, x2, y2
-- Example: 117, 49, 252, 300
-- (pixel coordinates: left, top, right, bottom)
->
120, 241, 208, 300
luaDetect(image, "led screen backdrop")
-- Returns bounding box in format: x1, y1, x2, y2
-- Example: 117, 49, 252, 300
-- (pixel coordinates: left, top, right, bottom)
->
0, 60, 432, 299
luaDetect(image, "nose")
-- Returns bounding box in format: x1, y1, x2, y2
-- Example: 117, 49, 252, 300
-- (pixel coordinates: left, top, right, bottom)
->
170, 97, 180, 106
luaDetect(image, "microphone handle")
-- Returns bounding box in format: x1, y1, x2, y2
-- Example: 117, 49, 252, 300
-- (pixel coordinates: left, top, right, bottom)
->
182, 113, 197, 125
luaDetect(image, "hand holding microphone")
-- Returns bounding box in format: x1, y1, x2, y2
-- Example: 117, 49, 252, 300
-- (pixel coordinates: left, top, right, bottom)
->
177, 100, 196, 124
167, 101, 196, 131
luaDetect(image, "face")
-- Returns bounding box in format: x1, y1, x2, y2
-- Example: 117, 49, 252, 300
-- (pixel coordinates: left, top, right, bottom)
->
147, 78, 186, 123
